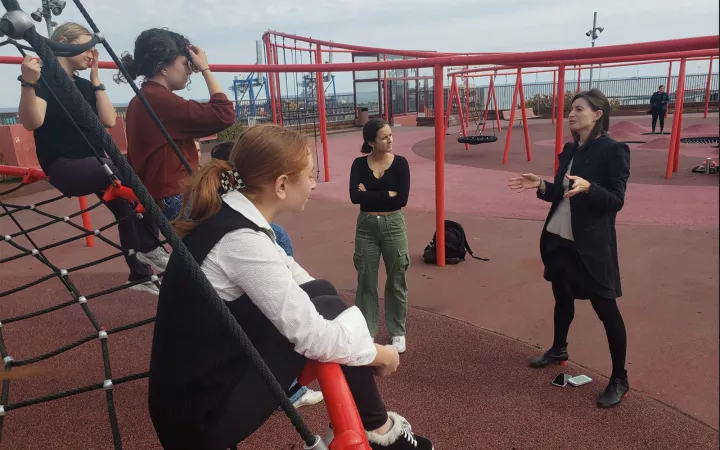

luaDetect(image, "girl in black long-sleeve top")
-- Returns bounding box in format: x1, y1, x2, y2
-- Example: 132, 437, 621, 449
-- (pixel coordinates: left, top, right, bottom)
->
508, 88, 631, 409
350, 118, 411, 354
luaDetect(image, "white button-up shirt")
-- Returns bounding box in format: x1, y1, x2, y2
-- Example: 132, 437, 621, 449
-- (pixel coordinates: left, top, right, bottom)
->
199, 190, 377, 367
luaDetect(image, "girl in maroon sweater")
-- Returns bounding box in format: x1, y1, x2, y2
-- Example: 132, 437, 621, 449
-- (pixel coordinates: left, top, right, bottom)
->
116, 28, 235, 221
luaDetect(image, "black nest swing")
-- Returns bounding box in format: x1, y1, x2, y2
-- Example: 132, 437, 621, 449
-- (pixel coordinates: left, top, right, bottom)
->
457, 105, 498, 145
458, 135, 498, 144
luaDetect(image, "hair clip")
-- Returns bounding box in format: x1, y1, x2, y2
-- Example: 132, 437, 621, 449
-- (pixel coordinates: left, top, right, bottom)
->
219, 168, 245, 194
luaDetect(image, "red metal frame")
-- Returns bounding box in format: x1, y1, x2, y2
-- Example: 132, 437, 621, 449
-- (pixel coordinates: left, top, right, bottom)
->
667, 58, 688, 178
556, 70, 557, 123
299, 362, 370, 449
446, 48, 719, 76
315, 44, 330, 182
704, 56, 714, 119
665, 61, 673, 118
264, 34, 277, 123
273, 43, 283, 126
554, 66, 567, 174
3, 34, 716, 267
445, 76, 469, 150
0, 165, 103, 248
433, 65, 446, 267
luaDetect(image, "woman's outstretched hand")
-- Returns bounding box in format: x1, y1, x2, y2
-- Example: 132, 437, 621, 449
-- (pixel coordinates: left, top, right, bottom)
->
564, 174, 590, 197
508, 173, 541, 193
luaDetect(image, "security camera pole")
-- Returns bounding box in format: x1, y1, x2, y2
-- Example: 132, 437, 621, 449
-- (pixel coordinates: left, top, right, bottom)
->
586, 12, 604, 87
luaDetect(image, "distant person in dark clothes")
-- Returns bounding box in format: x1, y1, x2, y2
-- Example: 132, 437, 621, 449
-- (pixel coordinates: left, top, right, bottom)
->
508, 88, 631, 409
649, 85, 670, 134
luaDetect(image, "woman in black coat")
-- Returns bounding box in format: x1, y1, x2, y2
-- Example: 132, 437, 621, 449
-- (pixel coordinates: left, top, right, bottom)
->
508, 88, 631, 409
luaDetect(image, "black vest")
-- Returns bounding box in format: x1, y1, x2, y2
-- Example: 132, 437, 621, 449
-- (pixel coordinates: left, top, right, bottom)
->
148, 205, 279, 449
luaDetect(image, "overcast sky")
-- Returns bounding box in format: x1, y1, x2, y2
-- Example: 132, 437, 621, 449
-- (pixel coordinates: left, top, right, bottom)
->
0, 0, 718, 107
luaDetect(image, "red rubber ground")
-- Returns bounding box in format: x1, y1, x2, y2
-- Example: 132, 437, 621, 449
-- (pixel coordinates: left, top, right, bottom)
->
0, 114, 717, 448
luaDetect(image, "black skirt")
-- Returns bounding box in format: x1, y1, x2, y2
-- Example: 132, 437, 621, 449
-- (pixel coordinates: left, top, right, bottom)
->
541, 231, 617, 301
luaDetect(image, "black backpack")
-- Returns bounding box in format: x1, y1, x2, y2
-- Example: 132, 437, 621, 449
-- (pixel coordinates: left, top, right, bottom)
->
422, 220, 489, 265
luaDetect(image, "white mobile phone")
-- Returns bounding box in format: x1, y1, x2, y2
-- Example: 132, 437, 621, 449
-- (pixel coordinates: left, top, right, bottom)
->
568, 375, 592, 386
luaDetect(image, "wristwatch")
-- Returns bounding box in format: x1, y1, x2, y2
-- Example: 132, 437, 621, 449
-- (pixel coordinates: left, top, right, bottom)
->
92, 83, 106, 91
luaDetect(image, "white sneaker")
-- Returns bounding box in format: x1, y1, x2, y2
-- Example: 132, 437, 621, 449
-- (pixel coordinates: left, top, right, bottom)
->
136, 247, 170, 272
126, 280, 160, 296
391, 336, 406, 353
292, 388, 324, 408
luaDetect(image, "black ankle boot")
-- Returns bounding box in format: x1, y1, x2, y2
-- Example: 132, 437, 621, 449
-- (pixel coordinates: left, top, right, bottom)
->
597, 376, 629, 408
530, 346, 568, 368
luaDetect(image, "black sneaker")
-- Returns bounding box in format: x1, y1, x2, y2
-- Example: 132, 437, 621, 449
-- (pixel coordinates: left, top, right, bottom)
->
367, 412, 434, 450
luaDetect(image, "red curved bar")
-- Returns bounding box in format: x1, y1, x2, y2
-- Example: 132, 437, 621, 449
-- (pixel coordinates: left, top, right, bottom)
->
2, 36, 716, 74
447, 48, 720, 76
102, 181, 146, 215
299, 361, 370, 449
0, 165, 95, 247
0, 165, 47, 185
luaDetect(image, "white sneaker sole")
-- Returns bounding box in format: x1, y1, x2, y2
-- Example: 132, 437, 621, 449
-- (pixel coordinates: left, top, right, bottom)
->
136, 252, 167, 272
127, 282, 159, 296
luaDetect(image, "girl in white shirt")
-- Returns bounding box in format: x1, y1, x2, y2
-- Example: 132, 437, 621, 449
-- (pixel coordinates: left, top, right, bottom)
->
148, 123, 434, 450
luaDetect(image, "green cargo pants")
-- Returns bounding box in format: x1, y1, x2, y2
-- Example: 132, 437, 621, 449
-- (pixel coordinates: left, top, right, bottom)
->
353, 210, 410, 339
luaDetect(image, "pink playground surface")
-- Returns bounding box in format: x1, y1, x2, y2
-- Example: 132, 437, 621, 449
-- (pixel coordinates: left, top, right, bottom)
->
0, 114, 718, 449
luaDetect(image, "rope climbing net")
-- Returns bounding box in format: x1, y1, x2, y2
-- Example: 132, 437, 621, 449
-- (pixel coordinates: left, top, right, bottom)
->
0, 0, 336, 448
0, 171, 161, 447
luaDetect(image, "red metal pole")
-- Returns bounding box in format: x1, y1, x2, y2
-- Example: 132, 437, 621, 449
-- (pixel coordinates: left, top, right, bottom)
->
666, 58, 687, 179
517, 70, 532, 161
502, 73, 522, 164
273, 44, 283, 126
77, 196, 95, 247
264, 35, 277, 123
481, 76, 494, 133
433, 65, 445, 267
314, 45, 330, 182
576, 65, 581, 92
666, 61, 672, 118
550, 70, 557, 123
704, 56, 713, 119
444, 76, 456, 133
673, 97, 684, 173
554, 65, 566, 174
491, 81, 502, 131
464, 68, 470, 128
298, 362, 370, 448
383, 54, 389, 121
452, 81, 469, 150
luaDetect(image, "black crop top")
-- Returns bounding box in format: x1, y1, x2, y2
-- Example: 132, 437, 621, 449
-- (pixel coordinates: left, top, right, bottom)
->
349, 155, 410, 212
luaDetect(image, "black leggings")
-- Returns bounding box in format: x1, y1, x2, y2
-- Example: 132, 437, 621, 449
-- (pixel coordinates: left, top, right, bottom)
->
651, 109, 665, 132
46, 156, 159, 281
205, 280, 388, 450
551, 280, 628, 380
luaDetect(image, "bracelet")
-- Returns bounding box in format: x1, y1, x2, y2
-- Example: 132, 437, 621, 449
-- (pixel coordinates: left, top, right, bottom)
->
201, 68, 211, 74
17, 75, 39, 89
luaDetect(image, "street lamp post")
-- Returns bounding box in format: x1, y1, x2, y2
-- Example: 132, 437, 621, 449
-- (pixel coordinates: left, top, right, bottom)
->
30, 0, 67, 37
586, 12, 604, 87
